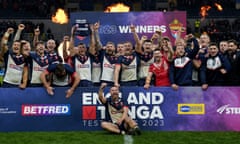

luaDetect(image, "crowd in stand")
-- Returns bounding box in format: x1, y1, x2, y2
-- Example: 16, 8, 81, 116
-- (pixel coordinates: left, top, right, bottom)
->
188, 18, 240, 45
0, 20, 45, 36
177, 0, 236, 9
0, 21, 240, 98
0, 0, 65, 18
0, 0, 236, 18
0, 20, 57, 52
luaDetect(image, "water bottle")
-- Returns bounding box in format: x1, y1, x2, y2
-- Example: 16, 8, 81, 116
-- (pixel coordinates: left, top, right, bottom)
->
124, 135, 133, 144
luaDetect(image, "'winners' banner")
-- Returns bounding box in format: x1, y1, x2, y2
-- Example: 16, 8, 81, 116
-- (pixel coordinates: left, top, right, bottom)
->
70, 11, 186, 46
1, 87, 240, 132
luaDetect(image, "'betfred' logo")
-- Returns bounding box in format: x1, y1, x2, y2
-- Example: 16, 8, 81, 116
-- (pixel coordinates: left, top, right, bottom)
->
22, 104, 71, 116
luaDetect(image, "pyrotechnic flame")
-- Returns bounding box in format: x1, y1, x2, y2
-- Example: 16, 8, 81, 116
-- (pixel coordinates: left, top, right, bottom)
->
200, 3, 223, 20
200, 5, 211, 19
104, 3, 130, 12
51, 8, 69, 24
214, 3, 223, 11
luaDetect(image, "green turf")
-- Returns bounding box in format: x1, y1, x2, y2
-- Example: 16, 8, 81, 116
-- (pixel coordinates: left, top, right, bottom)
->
0, 131, 240, 144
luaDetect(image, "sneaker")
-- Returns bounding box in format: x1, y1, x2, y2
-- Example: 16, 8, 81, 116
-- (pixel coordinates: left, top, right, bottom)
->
127, 129, 136, 136
134, 127, 141, 135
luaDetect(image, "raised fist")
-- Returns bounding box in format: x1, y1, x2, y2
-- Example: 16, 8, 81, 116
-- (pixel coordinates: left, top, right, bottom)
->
18, 24, 25, 30
7, 28, 14, 34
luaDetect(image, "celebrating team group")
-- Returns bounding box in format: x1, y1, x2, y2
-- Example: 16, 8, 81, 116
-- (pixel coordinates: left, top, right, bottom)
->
0, 22, 239, 96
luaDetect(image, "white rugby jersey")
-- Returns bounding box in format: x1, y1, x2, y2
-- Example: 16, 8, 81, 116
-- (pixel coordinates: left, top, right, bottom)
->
101, 56, 115, 82
52, 74, 69, 86
30, 60, 48, 84
138, 57, 154, 78
4, 55, 25, 85
74, 57, 92, 81
121, 57, 137, 82
92, 62, 101, 83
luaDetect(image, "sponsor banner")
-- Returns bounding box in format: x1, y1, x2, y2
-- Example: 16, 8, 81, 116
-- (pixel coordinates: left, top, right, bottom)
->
22, 104, 71, 116
178, 103, 205, 115
0, 87, 240, 131
70, 12, 186, 46
81, 87, 167, 130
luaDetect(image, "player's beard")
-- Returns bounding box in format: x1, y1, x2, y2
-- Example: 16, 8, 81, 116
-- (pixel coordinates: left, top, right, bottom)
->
112, 93, 119, 100
106, 50, 114, 55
